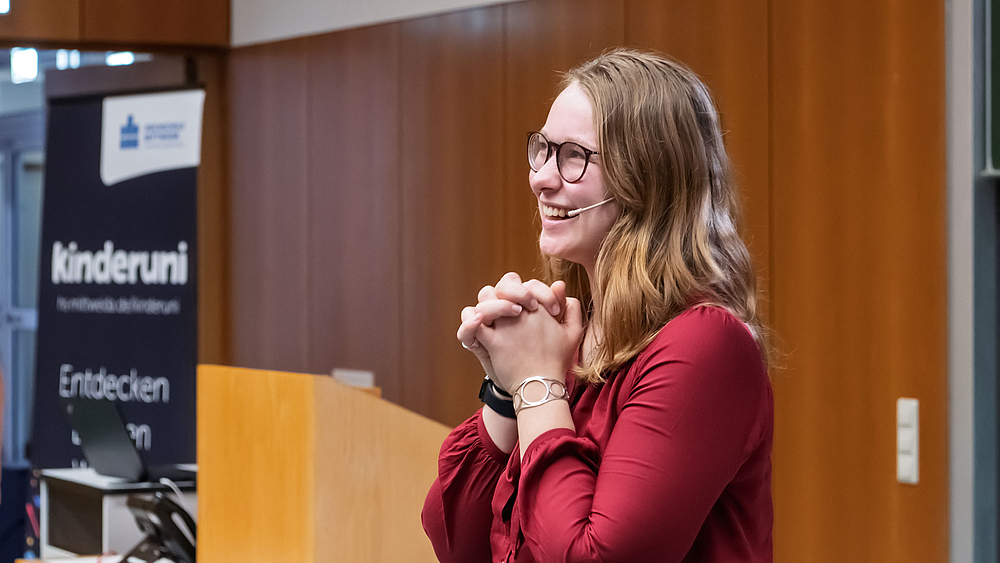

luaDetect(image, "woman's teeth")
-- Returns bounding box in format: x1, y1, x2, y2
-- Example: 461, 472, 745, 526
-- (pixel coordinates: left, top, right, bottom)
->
542, 205, 570, 219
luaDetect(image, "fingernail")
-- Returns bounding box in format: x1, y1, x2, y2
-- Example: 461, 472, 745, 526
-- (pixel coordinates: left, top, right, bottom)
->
512, 305, 522, 314
529, 299, 539, 310
552, 304, 561, 315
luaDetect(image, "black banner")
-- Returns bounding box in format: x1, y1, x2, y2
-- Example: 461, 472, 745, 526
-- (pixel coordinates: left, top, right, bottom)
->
30, 89, 204, 468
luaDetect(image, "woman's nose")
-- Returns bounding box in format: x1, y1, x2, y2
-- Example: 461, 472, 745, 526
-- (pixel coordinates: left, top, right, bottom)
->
529, 154, 562, 193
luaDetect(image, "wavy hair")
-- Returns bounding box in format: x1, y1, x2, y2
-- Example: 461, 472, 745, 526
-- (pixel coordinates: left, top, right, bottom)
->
542, 48, 771, 383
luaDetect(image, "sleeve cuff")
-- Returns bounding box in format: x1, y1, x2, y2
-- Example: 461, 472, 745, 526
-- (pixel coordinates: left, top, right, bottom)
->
521, 427, 577, 462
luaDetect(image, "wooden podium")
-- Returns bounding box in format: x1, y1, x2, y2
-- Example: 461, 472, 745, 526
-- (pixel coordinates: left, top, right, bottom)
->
197, 365, 450, 562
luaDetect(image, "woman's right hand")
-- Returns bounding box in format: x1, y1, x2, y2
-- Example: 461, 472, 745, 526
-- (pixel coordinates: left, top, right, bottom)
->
457, 273, 567, 376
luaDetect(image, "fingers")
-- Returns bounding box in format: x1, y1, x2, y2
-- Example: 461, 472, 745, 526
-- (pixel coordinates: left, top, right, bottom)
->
499, 271, 522, 285
521, 279, 565, 317
551, 280, 567, 310
493, 272, 539, 311
475, 300, 523, 325
459, 298, 521, 344
460, 306, 478, 324
468, 274, 570, 350
474, 321, 496, 351
457, 307, 482, 347
562, 297, 586, 343
489, 274, 568, 318
457, 315, 491, 363
464, 275, 525, 351
477, 285, 496, 302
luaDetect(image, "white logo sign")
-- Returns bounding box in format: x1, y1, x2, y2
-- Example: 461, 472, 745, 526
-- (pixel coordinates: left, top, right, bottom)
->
100, 89, 205, 186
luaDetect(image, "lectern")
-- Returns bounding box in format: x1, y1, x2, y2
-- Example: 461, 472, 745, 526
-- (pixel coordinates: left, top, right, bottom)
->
197, 365, 450, 562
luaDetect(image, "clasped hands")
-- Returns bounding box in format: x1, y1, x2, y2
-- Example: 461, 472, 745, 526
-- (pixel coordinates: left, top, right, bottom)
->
457, 272, 585, 394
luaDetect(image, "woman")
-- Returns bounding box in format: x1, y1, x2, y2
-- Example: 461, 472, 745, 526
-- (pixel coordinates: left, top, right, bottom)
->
422, 48, 773, 563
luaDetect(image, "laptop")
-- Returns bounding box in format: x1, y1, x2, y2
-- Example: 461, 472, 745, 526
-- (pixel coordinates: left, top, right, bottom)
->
61, 397, 196, 483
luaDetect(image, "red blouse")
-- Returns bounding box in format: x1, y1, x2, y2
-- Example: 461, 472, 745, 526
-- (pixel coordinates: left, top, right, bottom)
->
422, 306, 773, 563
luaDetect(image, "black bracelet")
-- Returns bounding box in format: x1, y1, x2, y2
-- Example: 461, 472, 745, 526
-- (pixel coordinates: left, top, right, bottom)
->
491, 380, 512, 398
478, 376, 516, 418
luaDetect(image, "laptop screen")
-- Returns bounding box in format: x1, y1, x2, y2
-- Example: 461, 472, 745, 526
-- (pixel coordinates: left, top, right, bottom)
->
61, 398, 145, 481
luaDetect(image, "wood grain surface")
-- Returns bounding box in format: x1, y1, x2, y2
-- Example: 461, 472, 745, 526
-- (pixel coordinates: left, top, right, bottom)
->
0, 0, 227, 45
197, 365, 317, 562
399, 6, 508, 425
193, 52, 231, 366
81, 0, 229, 47
304, 25, 403, 403
313, 368, 450, 562
0, 0, 79, 42
228, 40, 312, 373
198, 364, 449, 563
769, 0, 948, 560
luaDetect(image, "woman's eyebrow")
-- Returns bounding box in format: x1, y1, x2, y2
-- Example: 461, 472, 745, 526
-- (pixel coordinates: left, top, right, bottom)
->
539, 131, 593, 146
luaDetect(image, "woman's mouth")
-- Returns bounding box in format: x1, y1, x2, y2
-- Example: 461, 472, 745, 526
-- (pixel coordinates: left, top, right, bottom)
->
541, 204, 574, 221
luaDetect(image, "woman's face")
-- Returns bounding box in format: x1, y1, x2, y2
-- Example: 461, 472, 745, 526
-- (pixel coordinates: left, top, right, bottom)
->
530, 82, 620, 272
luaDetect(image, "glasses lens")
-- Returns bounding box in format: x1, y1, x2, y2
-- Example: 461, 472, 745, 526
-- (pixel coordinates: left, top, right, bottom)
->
527, 133, 549, 172
557, 142, 588, 183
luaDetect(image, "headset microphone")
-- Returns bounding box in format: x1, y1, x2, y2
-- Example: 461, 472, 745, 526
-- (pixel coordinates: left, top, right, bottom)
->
566, 198, 613, 218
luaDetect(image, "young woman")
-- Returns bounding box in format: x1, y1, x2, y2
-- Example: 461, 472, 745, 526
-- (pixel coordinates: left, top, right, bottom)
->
422, 48, 773, 563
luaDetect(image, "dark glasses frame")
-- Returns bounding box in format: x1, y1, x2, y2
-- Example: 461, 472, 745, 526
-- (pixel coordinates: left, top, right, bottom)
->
526, 131, 600, 183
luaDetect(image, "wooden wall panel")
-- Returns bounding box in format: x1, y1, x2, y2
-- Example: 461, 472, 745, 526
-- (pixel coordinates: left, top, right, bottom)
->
400, 7, 507, 425
0, 0, 79, 42
228, 41, 311, 373
81, 0, 228, 47
304, 26, 403, 402
625, 0, 770, 319
194, 53, 230, 365
502, 0, 625, 278
769, 1, 948, 561
225, 2, 951, 560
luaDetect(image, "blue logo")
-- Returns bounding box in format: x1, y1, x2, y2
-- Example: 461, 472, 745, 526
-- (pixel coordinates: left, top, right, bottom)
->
120, 115, 139, 149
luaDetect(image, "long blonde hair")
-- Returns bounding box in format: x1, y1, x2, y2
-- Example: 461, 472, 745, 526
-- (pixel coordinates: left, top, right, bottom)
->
543, 48, 770, 383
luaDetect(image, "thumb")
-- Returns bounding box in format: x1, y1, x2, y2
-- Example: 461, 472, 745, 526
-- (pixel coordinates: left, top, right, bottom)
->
550, 280, 567, 321
474, 323, 496, 352
562, 297, 585, 342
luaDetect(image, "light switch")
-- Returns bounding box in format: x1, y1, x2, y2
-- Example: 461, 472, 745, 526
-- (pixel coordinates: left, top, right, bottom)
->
897, 427, 916, 455
896, 398, 919, 484
897, 398, 918, 428
897, 455, 918, 483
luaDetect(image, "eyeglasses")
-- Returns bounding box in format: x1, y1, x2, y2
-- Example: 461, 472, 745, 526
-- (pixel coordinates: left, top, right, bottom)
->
526, 131, 599, 184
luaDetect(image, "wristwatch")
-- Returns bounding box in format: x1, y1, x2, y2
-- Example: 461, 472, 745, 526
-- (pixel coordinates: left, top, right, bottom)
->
478, 376, 516, 418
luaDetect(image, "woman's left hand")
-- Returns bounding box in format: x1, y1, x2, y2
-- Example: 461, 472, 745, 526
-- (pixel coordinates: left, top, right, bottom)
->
475, 293, 585, 394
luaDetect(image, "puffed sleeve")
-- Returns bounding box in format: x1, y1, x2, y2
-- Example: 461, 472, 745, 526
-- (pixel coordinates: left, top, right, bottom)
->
422, 407, 512, 562
516, 308, 771, 562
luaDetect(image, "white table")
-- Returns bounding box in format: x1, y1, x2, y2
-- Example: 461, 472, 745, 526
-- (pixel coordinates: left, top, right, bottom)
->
39, 467, 196, 559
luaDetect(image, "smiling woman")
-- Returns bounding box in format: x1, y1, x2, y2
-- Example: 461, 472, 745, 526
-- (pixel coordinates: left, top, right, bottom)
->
423, 48, 774, 563
530, 81, 621, 273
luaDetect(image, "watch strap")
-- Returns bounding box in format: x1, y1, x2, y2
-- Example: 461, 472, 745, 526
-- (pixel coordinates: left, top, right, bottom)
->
479, 376, 516, 418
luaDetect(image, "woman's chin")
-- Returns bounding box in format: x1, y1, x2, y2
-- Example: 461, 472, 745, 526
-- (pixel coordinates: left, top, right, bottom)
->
538, 238, 563, 259
539, 240, 577, 264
